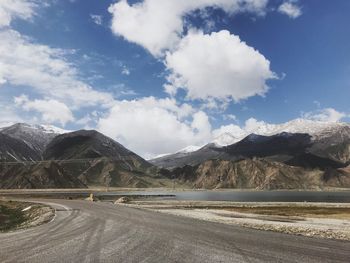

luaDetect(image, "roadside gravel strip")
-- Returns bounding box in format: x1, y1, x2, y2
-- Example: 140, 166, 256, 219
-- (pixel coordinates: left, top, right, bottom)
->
124, 201, 350, 241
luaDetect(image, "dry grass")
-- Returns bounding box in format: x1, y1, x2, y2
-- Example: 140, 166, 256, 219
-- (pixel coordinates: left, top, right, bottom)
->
0, 200, 54, 232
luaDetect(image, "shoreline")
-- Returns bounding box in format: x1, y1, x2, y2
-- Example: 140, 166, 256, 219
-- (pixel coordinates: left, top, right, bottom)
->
0, 187, 350, 193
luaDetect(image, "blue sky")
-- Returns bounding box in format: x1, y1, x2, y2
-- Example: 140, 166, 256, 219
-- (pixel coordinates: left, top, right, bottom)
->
0, 0, 349, 157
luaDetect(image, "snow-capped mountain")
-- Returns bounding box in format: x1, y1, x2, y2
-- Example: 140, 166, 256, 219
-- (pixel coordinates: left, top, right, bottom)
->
0, 123, 69, 154
212, 132, 242, 147
0, 122, 14, 130
150, 145, 204, 160
36, 124, 70, 134
176, 145, 202, 154
213, 119, 350, 147
0, 124, 160, 189
150, 119, 350, 169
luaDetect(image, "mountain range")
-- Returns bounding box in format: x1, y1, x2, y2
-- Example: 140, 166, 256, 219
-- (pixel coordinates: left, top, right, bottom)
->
151, 119, 350, 189
0, 120, 350, 189
0, 123, 170, 189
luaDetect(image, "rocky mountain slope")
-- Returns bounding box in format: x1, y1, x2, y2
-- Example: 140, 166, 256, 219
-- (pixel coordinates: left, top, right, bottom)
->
1, 123, 67, 156
154, 120, 350, 190
0, 133, 41, 162
0, 124, 169, 189
1, 120, 350, 190
162, 158, 350, 190
151, 120, 350, 169
42, 130, 164, 188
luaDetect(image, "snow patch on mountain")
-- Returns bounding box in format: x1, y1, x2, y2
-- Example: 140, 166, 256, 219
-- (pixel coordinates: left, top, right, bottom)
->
213, 132, 241, 147
37, 124, 70, 134
0, 122, 14, 130
213, 118, 350, 147
0, 123, 70, 154
176, 145, 202, 154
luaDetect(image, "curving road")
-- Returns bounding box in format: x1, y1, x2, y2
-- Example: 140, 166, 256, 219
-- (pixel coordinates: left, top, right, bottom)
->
0, 200, 349, 263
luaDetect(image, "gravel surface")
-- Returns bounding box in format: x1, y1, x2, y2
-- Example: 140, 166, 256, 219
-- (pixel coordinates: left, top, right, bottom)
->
0, 199, 349, 262
126, 201, 350, 241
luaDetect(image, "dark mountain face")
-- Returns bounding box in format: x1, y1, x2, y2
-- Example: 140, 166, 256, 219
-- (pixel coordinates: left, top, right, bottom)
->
43, 130, 152, 169
0, 125, 170, 189
152, 130, 350, 172
223, 133, 312, 158
0, 133, 41, 161
220, 132, 345, 169
40, 130, 163, 188
150, 144, 229, 169
150, 133, 315, 169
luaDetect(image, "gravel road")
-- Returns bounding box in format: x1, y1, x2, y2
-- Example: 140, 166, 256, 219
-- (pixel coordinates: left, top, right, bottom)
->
0, 200, 349, 262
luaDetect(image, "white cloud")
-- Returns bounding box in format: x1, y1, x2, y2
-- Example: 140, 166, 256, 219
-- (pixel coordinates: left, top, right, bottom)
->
223, 114, 237, 121
0, 100, 23, 125
90, 14, 102, 25
278, 1, 302, 19
244, 117, 269, 132
121, 66, 130, 75
165, 30, 276, 102
14, 95, 74, 126
0, 0, 37, 27
212, 117, 272, 139
0, 30, 113, 108
212, 123, 244, 138
302, 108, 347, 123
108, 0, 268, 56
97, 97, 211, 158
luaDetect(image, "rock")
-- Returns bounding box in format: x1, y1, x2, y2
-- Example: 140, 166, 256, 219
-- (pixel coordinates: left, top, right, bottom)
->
114, 196, 131, 204
85, 193, 98, 202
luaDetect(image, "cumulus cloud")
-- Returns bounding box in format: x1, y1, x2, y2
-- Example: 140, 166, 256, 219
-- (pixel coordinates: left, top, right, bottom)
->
14, 95, 74, 126
212, 117, 273, 139
97, 97, 212, 158
0, 30, 113, 107
0, 0, 37, 27
302, 108, 347, 123
278, 1, 302, 19
165, 30, 276, 102
108, 0, 268, 56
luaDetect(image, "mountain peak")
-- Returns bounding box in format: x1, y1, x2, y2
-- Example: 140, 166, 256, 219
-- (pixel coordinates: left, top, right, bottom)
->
176, 145, 202, 154
1, 122, 67, 154
212, 119, 350, 147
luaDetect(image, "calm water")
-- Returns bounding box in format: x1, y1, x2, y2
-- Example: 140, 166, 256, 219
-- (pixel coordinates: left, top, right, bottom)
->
103, 190, 350, 203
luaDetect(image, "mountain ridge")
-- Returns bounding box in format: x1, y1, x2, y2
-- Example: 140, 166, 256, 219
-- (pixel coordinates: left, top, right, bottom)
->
0, 123, 169, 189
150, 119, 350, 168
1, 120, 350, 190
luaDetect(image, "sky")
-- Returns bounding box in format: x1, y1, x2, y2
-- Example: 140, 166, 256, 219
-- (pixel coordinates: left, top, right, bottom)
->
0, 0, 349, 158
